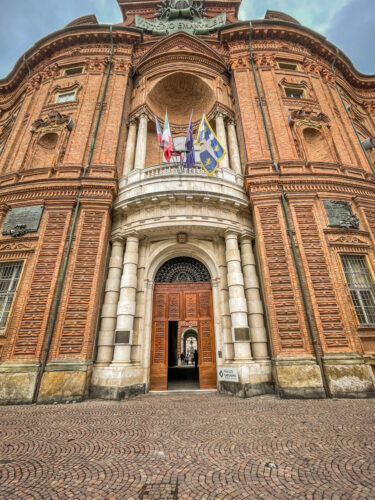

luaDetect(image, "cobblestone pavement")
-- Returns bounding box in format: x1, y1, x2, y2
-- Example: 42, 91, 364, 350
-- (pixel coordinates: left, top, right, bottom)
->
1, 393, 375, 499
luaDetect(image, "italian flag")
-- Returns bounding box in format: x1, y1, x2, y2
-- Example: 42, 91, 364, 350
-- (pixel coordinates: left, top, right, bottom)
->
162, 111, 173, 163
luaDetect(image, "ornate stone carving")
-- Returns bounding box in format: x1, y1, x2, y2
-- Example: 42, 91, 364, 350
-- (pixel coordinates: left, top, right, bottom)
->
30, 110, 74, 133
135, 0, 226, 36
288, 106, 330, 128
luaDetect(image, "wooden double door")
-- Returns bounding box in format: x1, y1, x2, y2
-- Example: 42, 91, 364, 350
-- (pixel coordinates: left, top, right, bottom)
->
150, 282, 216, 390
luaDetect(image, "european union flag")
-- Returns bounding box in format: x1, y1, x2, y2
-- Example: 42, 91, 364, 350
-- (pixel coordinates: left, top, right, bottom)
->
195, 114, 226, 176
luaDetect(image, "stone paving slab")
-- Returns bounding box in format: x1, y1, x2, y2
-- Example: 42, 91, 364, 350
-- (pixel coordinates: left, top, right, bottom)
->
0, 393, 375, 499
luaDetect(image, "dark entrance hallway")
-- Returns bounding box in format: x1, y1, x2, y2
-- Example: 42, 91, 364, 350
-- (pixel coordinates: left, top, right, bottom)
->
167, 321, 199, 389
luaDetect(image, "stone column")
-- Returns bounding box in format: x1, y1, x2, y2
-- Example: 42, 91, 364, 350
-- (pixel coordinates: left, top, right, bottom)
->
215, 112, 230, 170
133, 114, 148, 170
240, 235, 269, 360
112, 233, 139, 364
227, 120, 242, 174
123, 120, 137, 174
95, 239, 124, 365
225, 231, 252, 360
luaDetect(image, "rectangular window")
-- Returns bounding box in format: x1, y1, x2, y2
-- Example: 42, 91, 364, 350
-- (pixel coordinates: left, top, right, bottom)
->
56, 91, 75, 103
0, 261, 23, 331
64, 66, 83, 76
284, 87, 304, 99
278, 61, 298, 70
341, 255, 375, 325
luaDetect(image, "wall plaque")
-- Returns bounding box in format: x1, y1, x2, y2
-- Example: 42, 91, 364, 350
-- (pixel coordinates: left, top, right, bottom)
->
234, 327, 250, 341
115, 330, 130, 344
2, 205, 44, 237
323, 201, 359, 229
217, 367, 239, 382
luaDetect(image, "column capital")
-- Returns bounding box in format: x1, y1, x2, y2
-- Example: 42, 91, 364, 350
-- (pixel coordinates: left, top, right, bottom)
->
239, 232, 255, 243
225, 229, 241, 240
124, 230, 139, 241
227, 118, 236, 127
110, 236, 125, 245
127, 118, 137, 127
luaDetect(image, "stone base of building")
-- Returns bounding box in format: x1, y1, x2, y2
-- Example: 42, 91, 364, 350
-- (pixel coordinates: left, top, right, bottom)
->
0, 361, 92, 404
323, 353, 375, 398
218, 360, 274, 398
90, 383, 147, 401
273, 354, 375, 399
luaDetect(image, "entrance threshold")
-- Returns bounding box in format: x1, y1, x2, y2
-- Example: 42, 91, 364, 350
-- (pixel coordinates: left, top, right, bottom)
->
149, 389, 217, 394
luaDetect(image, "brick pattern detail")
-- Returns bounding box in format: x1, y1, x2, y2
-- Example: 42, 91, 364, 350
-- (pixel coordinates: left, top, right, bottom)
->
258, 205, 306, 351
13, 211, 69, 356
58, 210, 104, 355
363, 209, 375, 239
294, 205, 349, 349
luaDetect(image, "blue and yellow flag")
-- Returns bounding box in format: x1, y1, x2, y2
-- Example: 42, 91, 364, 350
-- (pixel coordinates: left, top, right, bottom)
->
195, 115, 226, 176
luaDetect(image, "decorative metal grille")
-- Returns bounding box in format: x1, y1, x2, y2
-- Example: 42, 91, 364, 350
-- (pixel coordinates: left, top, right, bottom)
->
155, 257, 210, 283
341, 255, 375, 325
0, 261, 23, 330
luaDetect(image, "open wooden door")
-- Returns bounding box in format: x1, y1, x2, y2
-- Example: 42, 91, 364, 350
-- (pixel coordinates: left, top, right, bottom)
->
150, 282, 216, 390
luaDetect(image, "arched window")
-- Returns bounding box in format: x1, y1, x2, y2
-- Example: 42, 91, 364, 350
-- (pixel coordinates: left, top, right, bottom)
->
155, 257, 210, 283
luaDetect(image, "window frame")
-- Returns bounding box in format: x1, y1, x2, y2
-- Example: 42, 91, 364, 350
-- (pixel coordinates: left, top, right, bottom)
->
55, 91, 76, 104
284, 87, 305, 99
340, 254, 375, 326
63, 66, 84, 76
0, 260, 24, 334
277, 61, 299, 71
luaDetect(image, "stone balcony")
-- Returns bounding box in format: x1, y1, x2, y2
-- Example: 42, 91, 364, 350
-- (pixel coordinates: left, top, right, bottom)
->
113, 163, 252, 237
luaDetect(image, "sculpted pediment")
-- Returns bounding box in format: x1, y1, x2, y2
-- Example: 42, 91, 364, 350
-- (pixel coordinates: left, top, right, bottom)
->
135, 32, 227, 71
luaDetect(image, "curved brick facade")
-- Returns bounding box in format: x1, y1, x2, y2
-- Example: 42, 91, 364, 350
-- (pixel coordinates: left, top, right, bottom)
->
0, 0, 374, 403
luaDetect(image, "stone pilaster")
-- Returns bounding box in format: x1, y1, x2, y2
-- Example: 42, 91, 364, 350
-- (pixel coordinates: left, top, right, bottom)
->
123, 120, 137, 174
112, 233, 139, 364
215, 112, 230, 170
133, 114, 148, 170
96, 239, 125, 365
225, 230, 252, 360
240, 235, 269, 360
227, 120, 242, 174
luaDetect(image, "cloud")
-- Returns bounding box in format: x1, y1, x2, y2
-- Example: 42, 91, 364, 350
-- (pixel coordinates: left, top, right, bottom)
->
326, 0, 375, 74
238, 0, 350, 33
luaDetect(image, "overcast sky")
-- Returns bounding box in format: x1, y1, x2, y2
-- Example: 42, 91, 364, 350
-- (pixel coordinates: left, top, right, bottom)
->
0, 0, 373, 79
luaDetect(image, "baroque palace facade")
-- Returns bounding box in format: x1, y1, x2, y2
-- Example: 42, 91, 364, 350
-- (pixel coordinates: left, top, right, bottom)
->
1, 0, 375, 403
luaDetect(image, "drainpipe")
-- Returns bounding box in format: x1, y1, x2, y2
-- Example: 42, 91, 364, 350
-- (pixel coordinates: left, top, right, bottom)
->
32, 26, 114, 403
248, 22, 331, 398
331, 48, 375, 175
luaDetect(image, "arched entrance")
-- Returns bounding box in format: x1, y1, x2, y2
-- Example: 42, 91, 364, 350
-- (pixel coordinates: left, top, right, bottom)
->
150, 257, 216, 390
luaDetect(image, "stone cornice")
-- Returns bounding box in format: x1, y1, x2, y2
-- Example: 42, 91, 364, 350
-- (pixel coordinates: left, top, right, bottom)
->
0, 26, 142, 95
220, 22, 375, 90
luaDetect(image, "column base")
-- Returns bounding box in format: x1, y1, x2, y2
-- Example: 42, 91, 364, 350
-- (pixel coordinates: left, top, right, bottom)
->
218, 360, 273, 398
90, 364, 147, 401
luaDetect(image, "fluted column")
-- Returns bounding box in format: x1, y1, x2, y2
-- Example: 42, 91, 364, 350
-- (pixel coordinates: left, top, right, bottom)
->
95, 239, 125, 365
240, 235, 269, 360
225, 231, 252, 360
112, 233, 139, 364
227, 120, 242, 174
123, 120, 137, 174
215, 112, 230, 170
133, 114, 148, 170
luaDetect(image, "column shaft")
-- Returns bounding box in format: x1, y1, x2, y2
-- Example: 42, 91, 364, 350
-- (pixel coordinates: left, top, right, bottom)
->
134, 114, 148, 170
241, 236, 269, 359
225, 231, 252, 359
96, 240, 124, 364
227, 120, 242, 174
215, 113, 230, 170
112, 235, 139, 364
123, 120, 137, 174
